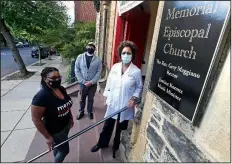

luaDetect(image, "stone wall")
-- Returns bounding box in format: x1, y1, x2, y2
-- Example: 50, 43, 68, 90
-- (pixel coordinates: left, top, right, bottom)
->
96, 1, 116, 67
119, 121, 133, 162
142, 96, 210, 162
141, 49, 231, 162
95, 12, 101, 56
105, 1, 117, 68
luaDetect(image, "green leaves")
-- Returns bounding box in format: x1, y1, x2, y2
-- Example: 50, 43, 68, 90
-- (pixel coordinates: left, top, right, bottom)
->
1, 0, 96, 62
1, 0, 68, 43
57, 22, 96, 60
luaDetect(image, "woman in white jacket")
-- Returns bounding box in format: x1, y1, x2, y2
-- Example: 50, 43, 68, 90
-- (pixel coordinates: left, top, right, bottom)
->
90, 41, 143, 157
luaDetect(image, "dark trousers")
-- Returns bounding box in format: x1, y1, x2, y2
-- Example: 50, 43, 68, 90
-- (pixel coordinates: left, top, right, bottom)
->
97, 115, 129, 151
79, 84, 97, 113
52, 123, 70, 163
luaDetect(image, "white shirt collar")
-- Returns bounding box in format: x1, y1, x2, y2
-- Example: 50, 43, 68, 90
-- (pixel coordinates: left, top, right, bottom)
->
86, 52, 94, 56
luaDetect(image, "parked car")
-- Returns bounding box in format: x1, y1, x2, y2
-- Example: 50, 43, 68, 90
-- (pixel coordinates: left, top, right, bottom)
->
16, 42, 24, 48
23, 42, 30, 47
31, 46, 50, 58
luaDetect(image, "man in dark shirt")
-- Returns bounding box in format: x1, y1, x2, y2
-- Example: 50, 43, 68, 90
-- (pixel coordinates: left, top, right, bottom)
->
75, 42, 102, 120
85, 51, 93, 69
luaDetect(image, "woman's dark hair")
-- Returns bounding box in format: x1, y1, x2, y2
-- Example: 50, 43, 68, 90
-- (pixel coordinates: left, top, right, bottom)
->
40, 67, 59, 89
118, 40, 137, 61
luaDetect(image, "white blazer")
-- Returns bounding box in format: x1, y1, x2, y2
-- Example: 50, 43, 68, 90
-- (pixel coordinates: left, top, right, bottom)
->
103, 62, 143, 122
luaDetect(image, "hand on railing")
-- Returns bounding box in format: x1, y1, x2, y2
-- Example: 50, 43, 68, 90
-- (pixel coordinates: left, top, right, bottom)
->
128, 96, 140, 108
46, 136, 54, 151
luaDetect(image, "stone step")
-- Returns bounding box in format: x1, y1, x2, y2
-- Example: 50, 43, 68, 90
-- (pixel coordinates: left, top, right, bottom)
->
66, 83, 79, 96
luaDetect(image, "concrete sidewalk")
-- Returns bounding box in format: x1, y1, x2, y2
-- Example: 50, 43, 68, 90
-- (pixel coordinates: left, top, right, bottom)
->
1, 56, 69, 162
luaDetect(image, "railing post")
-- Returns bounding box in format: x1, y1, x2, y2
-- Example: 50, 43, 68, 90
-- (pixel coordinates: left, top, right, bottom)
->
70, 59, 76, 83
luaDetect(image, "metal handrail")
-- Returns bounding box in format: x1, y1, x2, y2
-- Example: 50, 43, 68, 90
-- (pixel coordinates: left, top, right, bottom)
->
27, 99, 141, 163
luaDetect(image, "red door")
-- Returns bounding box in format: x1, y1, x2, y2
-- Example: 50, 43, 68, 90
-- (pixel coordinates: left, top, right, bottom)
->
111, 10, 125, 67
124, 8, 150, 69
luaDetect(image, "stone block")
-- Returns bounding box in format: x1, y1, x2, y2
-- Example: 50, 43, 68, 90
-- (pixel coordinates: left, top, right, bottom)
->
153, 109, 162, 122
147, 124, 164, 155
160, 147, 178, 162
148, 144, 159, 160
120, 130, 132, 160
143, 144, 159, 162
150, 152, 158, 162
150, 116, 160, 130
119, 144, 127, 162
153, 96, 195, 138
134, 108, 142, 124
162, 120, 210, 162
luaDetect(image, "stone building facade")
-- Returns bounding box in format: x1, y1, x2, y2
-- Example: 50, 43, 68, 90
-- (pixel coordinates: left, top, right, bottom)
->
74, 1, 96, 22
96, 1, 231, 163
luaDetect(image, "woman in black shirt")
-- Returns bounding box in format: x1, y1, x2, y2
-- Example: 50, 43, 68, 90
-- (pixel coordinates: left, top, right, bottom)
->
31, 67, 74, 163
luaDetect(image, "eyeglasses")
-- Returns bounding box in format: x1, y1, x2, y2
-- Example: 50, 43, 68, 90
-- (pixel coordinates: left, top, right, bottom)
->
47, 76, 62, 81
122, 52, 132, 55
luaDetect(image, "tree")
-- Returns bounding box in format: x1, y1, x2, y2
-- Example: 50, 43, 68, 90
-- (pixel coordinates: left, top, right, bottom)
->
0, 18, 28, 75
0, 1, 68, 76
41, 21, 96, 61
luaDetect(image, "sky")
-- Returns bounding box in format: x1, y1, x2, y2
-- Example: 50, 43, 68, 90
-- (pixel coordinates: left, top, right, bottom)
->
61, 1, 75, 25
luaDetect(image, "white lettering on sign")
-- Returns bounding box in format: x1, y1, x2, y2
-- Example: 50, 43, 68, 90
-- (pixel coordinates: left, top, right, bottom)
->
166, 1, 219, 20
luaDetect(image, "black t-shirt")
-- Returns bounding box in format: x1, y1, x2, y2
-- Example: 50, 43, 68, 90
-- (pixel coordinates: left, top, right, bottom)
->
85, 53, 93, 69
32, 86, 73, 134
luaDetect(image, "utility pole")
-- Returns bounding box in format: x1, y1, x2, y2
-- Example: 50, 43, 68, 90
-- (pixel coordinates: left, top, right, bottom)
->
38, 46, 41, 65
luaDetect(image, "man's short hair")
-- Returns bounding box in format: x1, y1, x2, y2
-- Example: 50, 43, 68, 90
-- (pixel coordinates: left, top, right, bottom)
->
87, 42, 96, 49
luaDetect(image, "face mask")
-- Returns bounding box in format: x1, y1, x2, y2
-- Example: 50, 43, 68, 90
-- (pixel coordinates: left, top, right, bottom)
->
87, 48, 94, 54
48, 79, 61, 88
121, 53, 132, 64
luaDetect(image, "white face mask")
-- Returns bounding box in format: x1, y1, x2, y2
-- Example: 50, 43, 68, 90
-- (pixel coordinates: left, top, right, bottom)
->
121, 53, 132, 64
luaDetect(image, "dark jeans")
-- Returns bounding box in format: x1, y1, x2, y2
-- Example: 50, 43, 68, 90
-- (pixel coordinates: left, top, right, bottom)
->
97, 115, 129, 151
79, 84, 97, 113
52, 124, 70, 163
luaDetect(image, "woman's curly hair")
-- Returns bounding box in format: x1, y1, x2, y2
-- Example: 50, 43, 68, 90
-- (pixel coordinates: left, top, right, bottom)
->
117, 40, 138, 61
40, 67, 59, 89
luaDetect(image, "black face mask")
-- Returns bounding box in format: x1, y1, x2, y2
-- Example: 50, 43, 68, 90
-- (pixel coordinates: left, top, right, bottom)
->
48, 79, 61, 88
87, 48, 94, 54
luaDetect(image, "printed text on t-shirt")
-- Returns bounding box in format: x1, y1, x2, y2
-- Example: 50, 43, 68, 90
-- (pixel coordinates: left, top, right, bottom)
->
57, 100, 73, 117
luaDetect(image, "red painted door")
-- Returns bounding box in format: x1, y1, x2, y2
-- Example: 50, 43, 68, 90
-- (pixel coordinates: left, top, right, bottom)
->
124, 8, 150, 69
111, 9, 126, 67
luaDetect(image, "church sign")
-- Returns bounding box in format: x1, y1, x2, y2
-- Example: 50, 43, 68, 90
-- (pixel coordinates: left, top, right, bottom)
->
149, 1, 230, 121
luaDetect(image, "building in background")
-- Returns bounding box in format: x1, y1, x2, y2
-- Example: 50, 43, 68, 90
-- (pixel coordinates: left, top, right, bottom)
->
74, 1, 96, 22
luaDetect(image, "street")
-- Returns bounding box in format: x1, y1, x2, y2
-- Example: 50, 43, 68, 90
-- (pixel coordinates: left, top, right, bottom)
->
1, 47, 38, 77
